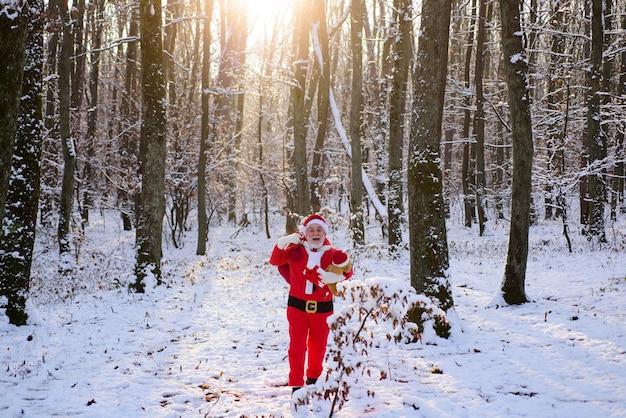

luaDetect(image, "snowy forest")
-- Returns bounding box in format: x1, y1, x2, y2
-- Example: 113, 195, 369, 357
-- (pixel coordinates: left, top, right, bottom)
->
1, 0, 625, 327
1, 0, 626, 416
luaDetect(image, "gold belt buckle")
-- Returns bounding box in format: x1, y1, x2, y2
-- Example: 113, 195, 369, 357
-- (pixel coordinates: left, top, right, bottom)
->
305, 300, 318, 313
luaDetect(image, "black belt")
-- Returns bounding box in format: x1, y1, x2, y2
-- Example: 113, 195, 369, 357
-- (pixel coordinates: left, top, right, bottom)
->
288, 296, 333, 314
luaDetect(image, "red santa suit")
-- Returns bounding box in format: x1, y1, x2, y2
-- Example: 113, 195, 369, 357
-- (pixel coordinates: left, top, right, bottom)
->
270, 230, 352, 388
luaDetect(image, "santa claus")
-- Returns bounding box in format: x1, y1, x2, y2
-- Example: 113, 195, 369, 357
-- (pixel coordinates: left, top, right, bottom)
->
269, 214, 353, 393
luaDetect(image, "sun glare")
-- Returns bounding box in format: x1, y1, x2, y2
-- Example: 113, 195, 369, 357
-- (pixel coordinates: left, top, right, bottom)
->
244, 0, 291, 40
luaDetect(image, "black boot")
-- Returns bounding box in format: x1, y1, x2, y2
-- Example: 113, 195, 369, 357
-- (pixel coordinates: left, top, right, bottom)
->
305, 377, 317, 385
292, 386, 302, 394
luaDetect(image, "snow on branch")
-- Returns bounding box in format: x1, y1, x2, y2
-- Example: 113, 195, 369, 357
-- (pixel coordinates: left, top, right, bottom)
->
1, 0, 25, 19
329, 88, 388, 222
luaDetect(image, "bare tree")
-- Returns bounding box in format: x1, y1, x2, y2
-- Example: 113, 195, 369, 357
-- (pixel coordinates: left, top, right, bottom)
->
133, 0, 168, 291
408, 0, 454, 338
0, 4, 29, 220
254, 3, 284, 240
544, 0, 567, 221
81, 0, 105, 226
0, 0, 43, 325
349, 0, 365, 245
288, 0, 313, 220
308, 0, 331, 213
461, 0, 477, 228
119, 8, 140, 232
612, 11, 626, 217
387, 0, 411, 254
474, 0, 487, 235
372, 1, 393, 220
584, 0, 606, 240
209, 0, 247, 225
498, 0, 533, 305
57, 0, 76, 271
197, 0, 214, 256
40, 0, 60, 227
226, 0, 248, 225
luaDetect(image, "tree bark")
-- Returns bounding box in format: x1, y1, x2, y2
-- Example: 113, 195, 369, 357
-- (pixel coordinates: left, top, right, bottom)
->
309, 0, 330, 213
461, 0, 477, 228
545, 0, 566, 220
474, 0, 487, 236
350, 0, 365, 245
40, 0, 60, 227
229, 1, 247, 224
289, 0, 313, 218
210, 0, 247, 225
133, 0, 167, 291
374, 3, 393, 224
498, 0, 532, 305
57, 0, 76, 271
81, 0, 105, 226
0, 0, 43, 325
585, 0, 606, 241
387, 0, 411, 254
119, 9, 140, 231
0, 7, 29, 221
71, 0, 86, 115
613, 12, 626, 217
197, 0, 214, 256
408, 0, 454, 338
579, 0, 591, 225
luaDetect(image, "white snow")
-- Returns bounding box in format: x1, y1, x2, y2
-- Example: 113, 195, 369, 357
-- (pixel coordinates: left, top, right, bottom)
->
1, 210, 625, 417
0, 0, 25, 19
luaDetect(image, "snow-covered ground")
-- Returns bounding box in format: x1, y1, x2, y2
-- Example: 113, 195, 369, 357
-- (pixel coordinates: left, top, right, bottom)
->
1, 210, 625, 417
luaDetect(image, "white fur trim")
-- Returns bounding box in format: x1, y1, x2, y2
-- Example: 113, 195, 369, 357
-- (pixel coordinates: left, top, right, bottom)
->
299, 219, 328, 235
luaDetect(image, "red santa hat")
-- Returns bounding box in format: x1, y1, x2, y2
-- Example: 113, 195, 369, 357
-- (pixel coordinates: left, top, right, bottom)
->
299, 214, 328, 235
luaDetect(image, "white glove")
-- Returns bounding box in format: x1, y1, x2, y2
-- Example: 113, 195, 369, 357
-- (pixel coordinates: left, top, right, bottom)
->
318, 269, 344, 285
277, 232, 302, 249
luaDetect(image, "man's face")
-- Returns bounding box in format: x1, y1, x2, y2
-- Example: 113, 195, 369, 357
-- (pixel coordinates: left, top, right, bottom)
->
305, 224, 326, 249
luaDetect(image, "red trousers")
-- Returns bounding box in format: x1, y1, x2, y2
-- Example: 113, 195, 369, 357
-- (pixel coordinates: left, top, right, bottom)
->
287, 306, 332, 387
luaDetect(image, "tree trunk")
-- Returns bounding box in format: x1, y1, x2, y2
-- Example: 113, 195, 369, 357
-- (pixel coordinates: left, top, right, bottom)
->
0, 1, 43, 325
57, 0, 76, 271
0, 8, 29, 220
585, 0, 606, 241
462, 0, 477, 228
603, 0, 618, 222
290, 0, 313, 218
210, 0, 247, 225
197, 0, 214, 256
81, 0, 105, 226
579, 0, 591, 225
119, 9, 140, 231
71, 0, 86, 227
309, 0, 330, 213
257, 80, 270, 239
613, 13, 626, 217
408, 0, 454, 339
365, 1, 388, 222
494, 100, 506, 219
230, 6, 247, 224
40, 0, 60, 227
350, 0, 365, 245
498, 0, 532, 305
545, 0, 566, 220
256, 3, 280, 240
474, 0, 487, 236
71, 0, 86, 115
374, 4, 393, 225
133, 0, 167, 291
387, 0, 411, 254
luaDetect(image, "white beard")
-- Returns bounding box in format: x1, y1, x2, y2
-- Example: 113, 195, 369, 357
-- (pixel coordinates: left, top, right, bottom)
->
306, 240, 324, 250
